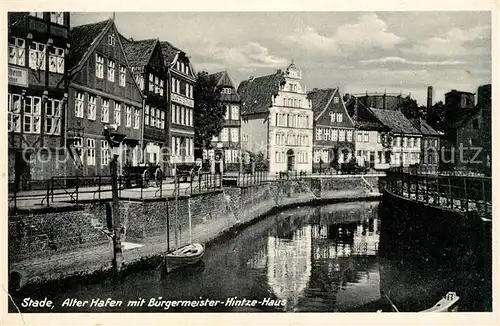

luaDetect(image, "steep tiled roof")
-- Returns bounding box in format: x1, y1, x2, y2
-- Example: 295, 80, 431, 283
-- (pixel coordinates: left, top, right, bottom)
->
409, 118, 442, 136
370, 108, 421, 134
307, 88, 336, 119
345, 97, 388, 131
238, 72, 286, 115
159, 41, 180, 66
8, 12, 29, 28
121, 38, 157, 67
69, 19, 111, 71
210, 71, 241, 103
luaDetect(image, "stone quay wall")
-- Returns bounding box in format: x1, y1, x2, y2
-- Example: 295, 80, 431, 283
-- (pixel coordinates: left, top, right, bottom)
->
8, 176, 383, 289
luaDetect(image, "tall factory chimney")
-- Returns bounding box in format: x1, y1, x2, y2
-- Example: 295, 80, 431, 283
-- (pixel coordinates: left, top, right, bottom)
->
427, 86, 433, 109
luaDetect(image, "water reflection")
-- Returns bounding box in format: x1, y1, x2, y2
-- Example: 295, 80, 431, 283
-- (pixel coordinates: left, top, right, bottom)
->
13, 200, 488, 313
246, 201, 382, 312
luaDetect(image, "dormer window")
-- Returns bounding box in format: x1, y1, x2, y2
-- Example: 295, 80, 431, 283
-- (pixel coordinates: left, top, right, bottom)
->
30, 12, 44, 19
108, 35, 115, 47
50, 12, 64, 25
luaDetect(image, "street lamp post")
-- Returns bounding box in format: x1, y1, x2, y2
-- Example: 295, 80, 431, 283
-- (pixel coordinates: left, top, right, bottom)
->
104, 125, 127, 272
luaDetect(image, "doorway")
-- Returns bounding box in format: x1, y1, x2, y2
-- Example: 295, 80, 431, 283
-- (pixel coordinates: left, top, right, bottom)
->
287, 149, 295, 171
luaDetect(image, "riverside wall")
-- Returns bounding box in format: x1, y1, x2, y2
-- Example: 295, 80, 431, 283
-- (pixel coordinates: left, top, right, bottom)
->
8, 176, 382, 289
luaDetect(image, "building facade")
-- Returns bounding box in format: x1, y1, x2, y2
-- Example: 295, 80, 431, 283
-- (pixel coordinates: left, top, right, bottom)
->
369, 108, 422, 167
239, 63, 314, 174
122, 38, 167, 168
67, 19, 143, 177
477, 84, 492, 174
345, 97, 391, 169
160, 41, 196, 175
8, 12, 70, 189
209, 71, 242, 171
410, 118, 442, 173
444, 89, 475, 144
308, 88, 355, 171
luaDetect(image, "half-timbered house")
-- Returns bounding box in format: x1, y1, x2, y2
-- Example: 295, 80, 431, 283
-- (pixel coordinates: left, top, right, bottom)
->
160, 41, 196, 175
122, 37, 167, 168
308, 87, 355, 171
208, 71, 242, 170
8, 12, 70, 190
67, 19, 143, 176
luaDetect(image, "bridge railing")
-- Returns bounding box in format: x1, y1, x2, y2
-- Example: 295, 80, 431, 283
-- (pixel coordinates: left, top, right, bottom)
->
386, 170, 492, 215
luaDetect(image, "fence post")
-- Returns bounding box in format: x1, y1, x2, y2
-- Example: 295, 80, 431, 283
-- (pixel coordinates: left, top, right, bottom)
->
481, 178, 486, 207
425, 176, 429, 203
415, 174, 419, 201
448, 176, 452, 209
13, 181, 17, 209
98, 176, 101, 201
46, 180, 50, 207
76, 176, 79, 205
190, 175, 193, 195
463, 177, 469, 212
436, 175, 440, 205
50, 177, 54, 202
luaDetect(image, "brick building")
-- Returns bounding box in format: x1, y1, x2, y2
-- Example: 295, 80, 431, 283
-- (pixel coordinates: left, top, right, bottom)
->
160, 41, 196, 175
8, 12, 71, 190
121, 37, 168, 168
208, 71, 242, 171
308, 87, 355, 171
67, 19, 143, 177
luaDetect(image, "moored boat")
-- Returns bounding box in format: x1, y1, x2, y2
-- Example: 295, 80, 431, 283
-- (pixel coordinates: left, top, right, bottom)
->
421, 292, 460, 312
164, 243, 205, 271
375, 291, 460, 312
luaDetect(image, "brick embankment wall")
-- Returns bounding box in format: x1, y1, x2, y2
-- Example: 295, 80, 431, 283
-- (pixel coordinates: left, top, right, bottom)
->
8, 176, 382, 289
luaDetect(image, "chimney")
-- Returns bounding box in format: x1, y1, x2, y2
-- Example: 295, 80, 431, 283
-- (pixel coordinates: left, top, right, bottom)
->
249, 76, 254, 82
427, 86, 433, 109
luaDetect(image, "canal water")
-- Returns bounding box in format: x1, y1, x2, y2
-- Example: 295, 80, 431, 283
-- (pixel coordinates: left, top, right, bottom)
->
12, 200, 490, 313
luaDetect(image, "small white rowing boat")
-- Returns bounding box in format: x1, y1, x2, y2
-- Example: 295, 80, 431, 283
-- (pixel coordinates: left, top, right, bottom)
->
164, 243, 205, 271
421, 292, 460, 312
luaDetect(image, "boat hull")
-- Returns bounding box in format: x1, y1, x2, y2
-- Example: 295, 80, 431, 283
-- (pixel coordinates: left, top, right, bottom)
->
164, 243, 205, 271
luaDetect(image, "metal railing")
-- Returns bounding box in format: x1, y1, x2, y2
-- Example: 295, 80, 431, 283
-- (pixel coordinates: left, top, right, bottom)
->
385, 170, 492, 215
8, 172, 224, 209
237, 170, 269, 186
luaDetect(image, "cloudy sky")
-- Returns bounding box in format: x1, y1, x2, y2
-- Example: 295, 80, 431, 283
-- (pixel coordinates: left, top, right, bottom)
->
71, 12, 491, 105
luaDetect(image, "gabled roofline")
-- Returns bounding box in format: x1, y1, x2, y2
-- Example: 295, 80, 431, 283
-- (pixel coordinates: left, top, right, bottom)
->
68, 19, 113, 76
69, 19, 144, 99
114, 23, 144, 98
314, 87, 337, 122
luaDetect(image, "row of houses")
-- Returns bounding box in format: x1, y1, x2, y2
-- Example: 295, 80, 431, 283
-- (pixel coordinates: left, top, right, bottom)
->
237, 63, 443, 174
7, 13, 240, 189
8, 12, 489, 188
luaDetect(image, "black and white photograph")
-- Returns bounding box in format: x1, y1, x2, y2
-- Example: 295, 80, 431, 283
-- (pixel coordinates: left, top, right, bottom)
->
2, 4, 496, 325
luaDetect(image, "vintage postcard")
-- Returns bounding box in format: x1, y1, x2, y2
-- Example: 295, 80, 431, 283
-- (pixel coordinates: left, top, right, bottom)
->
1, 1, 497, 325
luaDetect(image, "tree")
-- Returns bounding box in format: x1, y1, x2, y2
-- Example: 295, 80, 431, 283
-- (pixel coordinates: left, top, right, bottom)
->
426, 101, 446, 132
399, 96, 427, 120
193, 71, 226, 156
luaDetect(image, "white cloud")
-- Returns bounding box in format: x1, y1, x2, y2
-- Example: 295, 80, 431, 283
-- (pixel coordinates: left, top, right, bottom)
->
360, 56, 466, 65
288, 13, 402, 54
403, 25, 490, 57
193, 39, 288, 72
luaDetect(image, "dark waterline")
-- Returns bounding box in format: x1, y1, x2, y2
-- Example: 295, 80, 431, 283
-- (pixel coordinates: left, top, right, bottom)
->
11, 200, 490, 313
